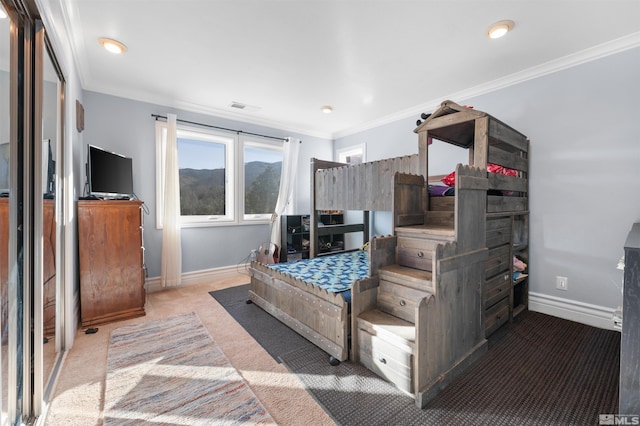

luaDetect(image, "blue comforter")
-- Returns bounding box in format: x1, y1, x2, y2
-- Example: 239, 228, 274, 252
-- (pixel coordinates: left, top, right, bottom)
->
266, 250, 369, 294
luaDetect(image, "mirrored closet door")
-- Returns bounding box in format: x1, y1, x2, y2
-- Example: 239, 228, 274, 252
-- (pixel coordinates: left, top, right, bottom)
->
34, 19, 65, 414
1, 8, 11, 422
1, 2, 66, 423
1, 2, 25, 423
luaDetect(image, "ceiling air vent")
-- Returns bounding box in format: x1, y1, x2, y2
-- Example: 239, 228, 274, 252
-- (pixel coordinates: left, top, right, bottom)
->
229, 101, 261, 113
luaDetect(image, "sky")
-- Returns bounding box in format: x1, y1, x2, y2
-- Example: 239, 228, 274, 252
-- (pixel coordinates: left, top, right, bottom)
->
177, 137, 282, 170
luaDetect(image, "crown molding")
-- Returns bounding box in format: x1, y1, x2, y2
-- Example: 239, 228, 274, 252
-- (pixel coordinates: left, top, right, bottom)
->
333, 32, 640, 140
84, 83, 334, 141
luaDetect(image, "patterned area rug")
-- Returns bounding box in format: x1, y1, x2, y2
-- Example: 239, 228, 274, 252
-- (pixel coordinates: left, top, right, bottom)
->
104, 312, 275, 425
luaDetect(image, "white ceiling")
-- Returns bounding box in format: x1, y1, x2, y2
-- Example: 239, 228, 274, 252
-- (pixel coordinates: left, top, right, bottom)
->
60, 0, 640, 139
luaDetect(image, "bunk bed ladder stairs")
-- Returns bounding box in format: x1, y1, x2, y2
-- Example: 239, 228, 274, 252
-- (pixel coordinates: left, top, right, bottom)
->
353, 169, 489, 408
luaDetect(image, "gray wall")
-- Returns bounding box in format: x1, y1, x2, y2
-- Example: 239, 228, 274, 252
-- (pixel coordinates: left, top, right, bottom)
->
335, 47, 640, 311
82, 92, 332, 278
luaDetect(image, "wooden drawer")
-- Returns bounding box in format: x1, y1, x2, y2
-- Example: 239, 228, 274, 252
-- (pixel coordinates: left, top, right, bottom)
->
377, 281, 428, 324
486, 244, 510, 279
485, 296, 510, 336
485, 271, 511, 307
357, 327, 413, 394
396, 237, 434, 272
486, 217, 512, 248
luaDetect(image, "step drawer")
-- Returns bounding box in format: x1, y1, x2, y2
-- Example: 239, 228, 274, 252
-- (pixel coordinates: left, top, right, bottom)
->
485, 296, 510, 336
486, 244, 510, 278
377, 281, 428, 324
485, 271, 511, 307
486, 217, 512, 248
396, 237, 434, 272
357, 326, 413, 394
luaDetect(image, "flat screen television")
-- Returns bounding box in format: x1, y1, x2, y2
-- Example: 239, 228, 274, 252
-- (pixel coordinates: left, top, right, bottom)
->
43, 139, 55, 197
87, 144, 134, 199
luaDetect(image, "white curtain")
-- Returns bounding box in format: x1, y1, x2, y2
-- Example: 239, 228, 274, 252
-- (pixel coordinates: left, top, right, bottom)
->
161, 113, 182, 287
270, 137, 301, 246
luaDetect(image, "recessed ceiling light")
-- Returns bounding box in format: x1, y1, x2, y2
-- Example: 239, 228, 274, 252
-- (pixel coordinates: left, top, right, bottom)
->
321, 106, 333, 114
487, 20, 514, 39
98, 37, 128, 54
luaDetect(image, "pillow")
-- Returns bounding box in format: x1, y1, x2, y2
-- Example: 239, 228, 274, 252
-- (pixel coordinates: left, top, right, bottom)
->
487, 163, 517, 177
428, 184, 455, 197
441, 163, 517, 186
441, 171, 456, 186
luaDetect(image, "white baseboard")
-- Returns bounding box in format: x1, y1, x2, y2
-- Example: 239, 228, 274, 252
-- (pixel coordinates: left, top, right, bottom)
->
145, 264, 250, 293
528, 292, 618, 331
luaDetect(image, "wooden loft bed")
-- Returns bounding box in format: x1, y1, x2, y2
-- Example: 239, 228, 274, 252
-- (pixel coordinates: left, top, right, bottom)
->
249, 99, 529, 408
352, 164, 489, 408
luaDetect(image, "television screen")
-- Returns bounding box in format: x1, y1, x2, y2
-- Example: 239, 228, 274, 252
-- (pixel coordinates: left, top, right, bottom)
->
43, 139, 55, 196
87, 144, 134, 198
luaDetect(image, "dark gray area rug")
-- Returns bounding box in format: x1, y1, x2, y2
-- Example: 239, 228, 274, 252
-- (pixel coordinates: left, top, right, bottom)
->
209, 284, 311, 362
212, 285, 621, 425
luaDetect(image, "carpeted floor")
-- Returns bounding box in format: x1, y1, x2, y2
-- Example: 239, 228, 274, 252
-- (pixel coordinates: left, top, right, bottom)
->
212, 285, 621, 426
209, 284, 311, 361
104, 312, 275, 425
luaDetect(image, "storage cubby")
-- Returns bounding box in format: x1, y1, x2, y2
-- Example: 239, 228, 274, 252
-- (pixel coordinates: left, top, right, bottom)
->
318, 211, 345, 255
280, 215, 311, 262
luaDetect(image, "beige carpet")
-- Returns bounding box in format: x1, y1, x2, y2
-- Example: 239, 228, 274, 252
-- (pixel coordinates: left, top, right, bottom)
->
44, 274, 335, 425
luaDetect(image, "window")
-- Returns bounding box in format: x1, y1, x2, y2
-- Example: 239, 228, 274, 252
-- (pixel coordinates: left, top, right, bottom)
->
156, 122, 283, 227
176, 129, 235, 223
241, 138, 283, 222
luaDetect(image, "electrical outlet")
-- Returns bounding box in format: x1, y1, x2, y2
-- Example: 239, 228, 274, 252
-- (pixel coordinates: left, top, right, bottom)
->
556, 276, 568, 291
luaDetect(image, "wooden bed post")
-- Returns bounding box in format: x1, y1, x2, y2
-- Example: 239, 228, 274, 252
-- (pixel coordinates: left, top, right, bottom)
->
310, 158, 318, 258
473, 117, 489, 169
418, 131, 430, 181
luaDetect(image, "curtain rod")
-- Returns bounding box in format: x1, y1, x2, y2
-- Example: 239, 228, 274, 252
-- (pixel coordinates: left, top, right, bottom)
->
151, 114, 291, 142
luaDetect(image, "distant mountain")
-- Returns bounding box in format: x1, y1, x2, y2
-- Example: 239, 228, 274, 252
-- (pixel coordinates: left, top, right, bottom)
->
244, 161, 282, 184
178, 160, 281, 215
179, 168, 225, 187
179, 168, 226, 215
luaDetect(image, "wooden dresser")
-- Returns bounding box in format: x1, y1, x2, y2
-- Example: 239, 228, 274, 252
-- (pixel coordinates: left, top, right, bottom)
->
620, 222, 640, 414
78, 199, 146, 327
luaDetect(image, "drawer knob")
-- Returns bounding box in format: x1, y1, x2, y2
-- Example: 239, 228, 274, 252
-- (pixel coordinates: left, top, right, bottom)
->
417, 251, 424, 258
379, 357, 387, 364
399, 300, 406, 306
